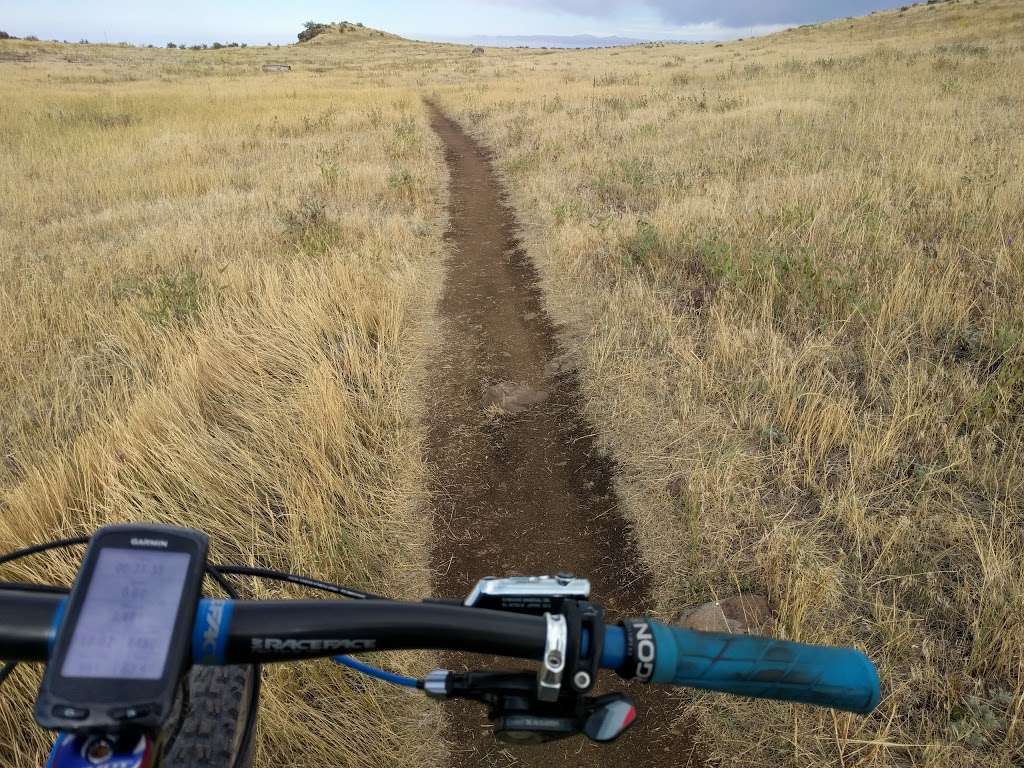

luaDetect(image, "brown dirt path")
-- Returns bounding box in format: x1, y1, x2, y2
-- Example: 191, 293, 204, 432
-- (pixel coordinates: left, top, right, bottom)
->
424, 105, 699, 768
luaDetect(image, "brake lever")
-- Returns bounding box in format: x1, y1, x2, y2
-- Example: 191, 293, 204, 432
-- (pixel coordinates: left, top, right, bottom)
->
496, 691, 637, 744
424, 670, 637, 744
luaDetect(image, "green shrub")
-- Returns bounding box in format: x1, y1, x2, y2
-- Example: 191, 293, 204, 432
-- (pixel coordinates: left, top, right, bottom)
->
281, 194, 340, 255
113, 268, 205, 327
146, 268, 204, 326
387, 168, 414, 190
621, 220, 661, 269
935, 41, 990, 56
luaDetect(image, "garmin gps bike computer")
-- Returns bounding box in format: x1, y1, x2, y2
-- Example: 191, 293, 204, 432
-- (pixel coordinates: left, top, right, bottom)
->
35, 524, 208, 733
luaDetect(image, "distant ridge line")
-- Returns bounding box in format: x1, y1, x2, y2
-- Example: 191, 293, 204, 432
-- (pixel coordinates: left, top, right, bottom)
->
415, 33, 672, 49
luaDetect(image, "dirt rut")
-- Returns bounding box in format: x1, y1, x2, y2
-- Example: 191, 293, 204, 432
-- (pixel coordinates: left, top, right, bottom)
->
424, 105, 698, 767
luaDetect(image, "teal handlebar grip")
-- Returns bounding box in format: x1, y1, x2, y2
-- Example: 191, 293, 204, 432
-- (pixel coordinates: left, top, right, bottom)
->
649, 621, 880, 714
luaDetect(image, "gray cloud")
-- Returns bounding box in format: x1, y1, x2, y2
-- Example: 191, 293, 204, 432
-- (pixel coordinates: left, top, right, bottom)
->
484, 1, 902, 28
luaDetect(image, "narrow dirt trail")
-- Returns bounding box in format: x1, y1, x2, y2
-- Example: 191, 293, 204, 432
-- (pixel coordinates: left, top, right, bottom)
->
424, 105, 698, 768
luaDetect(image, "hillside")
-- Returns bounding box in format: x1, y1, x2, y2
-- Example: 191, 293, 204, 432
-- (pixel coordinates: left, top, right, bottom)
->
298, 20, 402, 44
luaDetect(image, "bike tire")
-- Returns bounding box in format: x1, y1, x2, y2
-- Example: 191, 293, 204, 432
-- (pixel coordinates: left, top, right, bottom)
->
162, 665, 258, 768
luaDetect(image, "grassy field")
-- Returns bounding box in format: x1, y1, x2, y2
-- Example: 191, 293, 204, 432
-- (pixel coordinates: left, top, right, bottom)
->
0, 34, 450, 768
429, 2, 1024, 766
2, 2, 1023, 766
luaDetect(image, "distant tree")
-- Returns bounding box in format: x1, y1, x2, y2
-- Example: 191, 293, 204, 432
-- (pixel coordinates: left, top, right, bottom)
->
298, 21, 330, 43
211, 41, 224, 49
0, 30, 12, 40
240, 43, 247, 48
25, 35, 39, 41
167, 42, 177, 48
78, 39, 89, 44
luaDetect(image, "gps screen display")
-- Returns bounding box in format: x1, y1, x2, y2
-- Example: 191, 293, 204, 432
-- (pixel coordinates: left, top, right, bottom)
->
60, 547, 191, 680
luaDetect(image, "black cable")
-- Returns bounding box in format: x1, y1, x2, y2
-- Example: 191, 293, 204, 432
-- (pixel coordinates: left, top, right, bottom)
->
205, 563, 240, 600
0, 581, 69, 594
211, 564, 382, 600
0, 537, 380, 601
0, 535, 89, 567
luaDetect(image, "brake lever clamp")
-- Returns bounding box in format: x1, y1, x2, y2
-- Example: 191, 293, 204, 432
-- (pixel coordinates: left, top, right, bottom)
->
444, 576, 630, 744
463, 574, 606, 702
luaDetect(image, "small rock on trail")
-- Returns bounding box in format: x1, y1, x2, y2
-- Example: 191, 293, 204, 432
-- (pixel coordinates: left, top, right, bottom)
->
481, 381, 548, 414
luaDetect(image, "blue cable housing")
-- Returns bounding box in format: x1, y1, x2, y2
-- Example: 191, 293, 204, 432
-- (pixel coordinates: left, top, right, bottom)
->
333, 655, 419, 688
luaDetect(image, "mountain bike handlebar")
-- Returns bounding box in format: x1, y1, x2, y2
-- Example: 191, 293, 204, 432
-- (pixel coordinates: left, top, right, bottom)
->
0, 590, 880, 715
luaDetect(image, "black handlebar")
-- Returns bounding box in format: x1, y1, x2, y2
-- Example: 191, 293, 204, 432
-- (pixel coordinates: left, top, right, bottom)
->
0, 591, 550, 667
0, 590, 63, 663
216, 599, 547, 664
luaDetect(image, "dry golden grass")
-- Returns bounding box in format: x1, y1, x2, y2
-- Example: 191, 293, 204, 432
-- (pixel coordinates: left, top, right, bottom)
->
425, 1, 1024, 766
2, 2, 1023, 766
0, 37, 450, 768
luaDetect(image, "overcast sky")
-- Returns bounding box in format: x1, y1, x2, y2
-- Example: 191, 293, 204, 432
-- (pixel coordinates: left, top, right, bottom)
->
0, 1, 903, 45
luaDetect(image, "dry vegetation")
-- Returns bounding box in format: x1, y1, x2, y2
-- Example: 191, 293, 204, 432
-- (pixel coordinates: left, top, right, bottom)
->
1, 1, 1022, 766
428, 2, 1024, 766
0, 38, 449, 768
